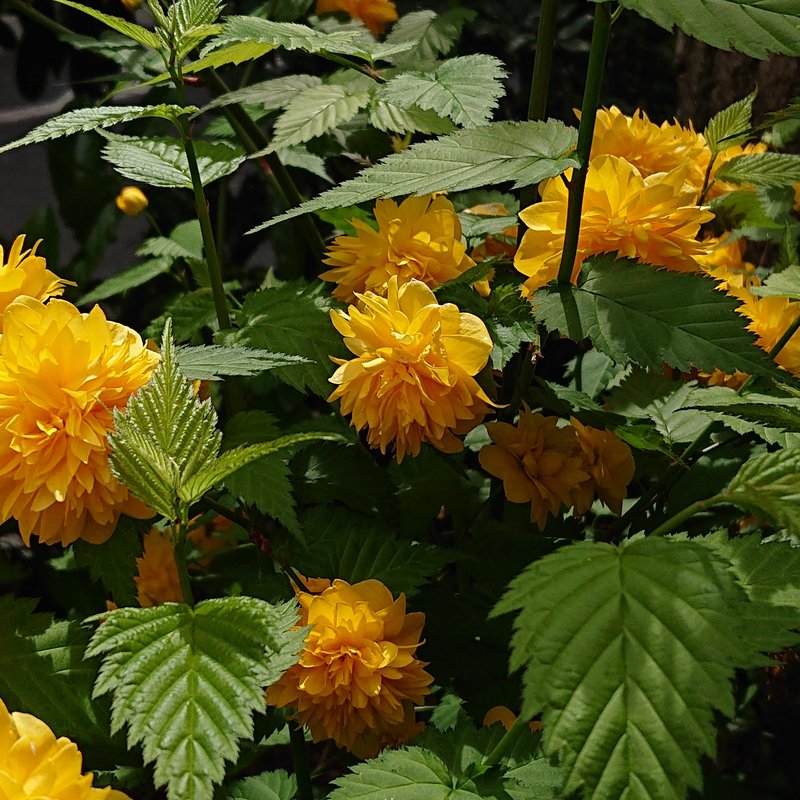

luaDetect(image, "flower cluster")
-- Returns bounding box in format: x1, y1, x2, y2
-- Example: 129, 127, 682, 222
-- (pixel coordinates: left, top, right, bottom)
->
0, 697, 130, 800
328, 276, 496, 461
0, 236, 158, 547
479, 409, 635, 529
266, 577, 432, 757
320, 195, 475, 301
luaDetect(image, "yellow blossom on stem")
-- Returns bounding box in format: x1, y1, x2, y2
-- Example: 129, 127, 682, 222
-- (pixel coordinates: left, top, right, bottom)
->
0, 298, 159, 547
265, 578, 432, 757
514, 155, 715, 296
315, 0, 398, 35
114, 186, 148, 216
328, 276, 496, 461
479, 410, 589, 530
0, 697, 131, 800
320, 195, 475, 302
569, 418, 635, 516
0, 235, 72, 330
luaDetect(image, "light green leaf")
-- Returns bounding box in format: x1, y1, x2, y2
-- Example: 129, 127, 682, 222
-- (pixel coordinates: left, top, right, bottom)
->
250, 119, 578, 232
144, 289, 218, 341
533, 255, 782, 381
751, 264, 800, 299
384, 9, 476, 66
168, 0, 223, 58
51, 0, 161, 48
87, 598, 305, 800
704, 90, 756, 155
0, 105, 192, 155
683, 385, 800, 432
494, 536, 799, 800
708, 190, 785, 230
199, 75, 322, 114
613, 0, 800, 58
278, 145, 332, 183
226, 770, 297, 800
368, 96, 454, 135
146, 42, 277, 86
174, 344, 310, 380
714, 152, 800, 187
266, 85, 371, 152
138, 219, 203, 260
78, 257, 173, 305
101, 136, 245, 188
722, 448, 800, 535
383, 55, 506, 128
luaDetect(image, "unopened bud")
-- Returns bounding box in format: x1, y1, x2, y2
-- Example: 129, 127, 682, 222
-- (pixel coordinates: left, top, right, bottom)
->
115, 186, 148, 216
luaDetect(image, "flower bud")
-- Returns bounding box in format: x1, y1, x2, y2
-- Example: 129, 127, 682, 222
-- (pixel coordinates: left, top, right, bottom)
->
115, 185, 148, 216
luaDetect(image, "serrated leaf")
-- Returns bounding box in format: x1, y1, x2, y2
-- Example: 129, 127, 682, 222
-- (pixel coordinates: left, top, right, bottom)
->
168, 0, 223, 58
383, 55, 506, 129
78, 257, 172, 305
278, 145, 332, 183
722, 448, 800, 535
613, 0, 800, 58
0, 105, 193, 155
87, 597, 305, 800
145, 289, 218, 341
0, 596, 107, 747
384, 9, 476, 66
51, 0, 161, 48
226, 770, 297, 800
534, 255, 783, 381
251, 119, 578, 232
683, 385, 800, 432
199, 75, 322, 114
177, 41, 277, 76
138, 220, 203, 261
708, 189, 784, 230
266, 85, 371, 152
175, 344, 310, 380
751, 264, 800, 299
704, 91, 756, 155
494, 536, 799, 800
714, 152, 800, 187
368, 96, 454, 135
102, 136, 245, 188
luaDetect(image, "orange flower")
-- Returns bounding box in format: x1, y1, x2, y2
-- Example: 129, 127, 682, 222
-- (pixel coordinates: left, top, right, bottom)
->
479, 410, 589, 530
320, 195, 475, 302
266, 578, 432, 757
0, 298, 159, 546
315, 0, 398, 34
328, 277, 496, 461
569, 418, 635, 515
514, 156, 714, 296
0, 697, 131, 800
134, 529, 183, 607
0, 235, 71, 330
695, 235, 759, 290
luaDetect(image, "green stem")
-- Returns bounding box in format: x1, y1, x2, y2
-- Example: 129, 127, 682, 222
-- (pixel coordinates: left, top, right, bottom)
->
648, 494, 725, 537
173, 524, 195, 605
518, 0, 560, 222
289, 723, 314, 800
481, 717, 528, 769
7, 0, 73, 38
698, 154, 717, 206
556, 2, 613, 284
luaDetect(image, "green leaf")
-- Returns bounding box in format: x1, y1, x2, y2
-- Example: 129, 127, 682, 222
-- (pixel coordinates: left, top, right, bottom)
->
708, 190, 785, 230
173, 41, 277, 77
78, 257, 172, 305
494, 535, 799, 800
138, 220, 204, 260
250, 119, 578, 232
533, 255, 782, 381
101, 136, 245, 188
87, 597, 305, 800
226, 770, 297, 800
144, 289, 218, 341
0, 105, 193, 155
108, 320, 222, 521
73, 516, 145, 606
704, 90, 756, 155
175, 344, 310, 380
234, 283, 348, 396
683, 385, 800, 432
384, 9, 476, 66
0, 596, 107, 747
367, 95, 454, 135
51, 0, 161, 48
721, 448, 800, 535
714, 152, 800, 187
168, 0, 223, 58
383, 55, 506, 129
278, 145, 332, 183
199, 74, 321, 114
613, 0, 800, 58
751, 264, 800, 299
266, 85, 371, 152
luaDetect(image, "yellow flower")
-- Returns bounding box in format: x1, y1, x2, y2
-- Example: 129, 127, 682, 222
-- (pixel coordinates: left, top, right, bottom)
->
114, 186, 148, 216
590, 106, 708, 192
729, 287, 800, 377
135, 529, 183, 607
0, 697, 131, 800
479, 410, 589, 530
328, 277, 496, 461
569, 418, 635, 516
482, 705, 541, 733
695, 235, 759, 290
0, 235, 72, 331
0, 298, 159, 547
514, 155, 715, 296
320, 195, 475, 302
315, 0, 398, 34
265, 578, 432, 757
464, 202, 518, 297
